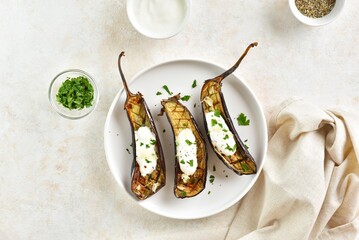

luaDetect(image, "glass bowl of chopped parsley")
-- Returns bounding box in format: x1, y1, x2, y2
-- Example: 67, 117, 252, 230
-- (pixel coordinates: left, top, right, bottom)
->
48, 69, 99, 119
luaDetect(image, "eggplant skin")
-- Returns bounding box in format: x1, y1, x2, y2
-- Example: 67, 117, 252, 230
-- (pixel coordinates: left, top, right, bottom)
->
161, 94, 207, 198
125, 93, 166, 200
200, 43, 258, 175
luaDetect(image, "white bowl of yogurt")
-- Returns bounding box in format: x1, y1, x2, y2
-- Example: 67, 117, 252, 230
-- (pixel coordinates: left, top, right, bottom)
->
127, 0, 191, 39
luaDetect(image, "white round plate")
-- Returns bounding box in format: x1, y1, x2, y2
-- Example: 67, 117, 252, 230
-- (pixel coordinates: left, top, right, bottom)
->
104, 59, 267, 219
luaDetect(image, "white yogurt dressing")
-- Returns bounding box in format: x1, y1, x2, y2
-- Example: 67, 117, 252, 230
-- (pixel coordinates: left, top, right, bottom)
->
205, 111, 237, 156
176, 128, 197, 182
129, 0, 188, 37
134, 126, 158, 177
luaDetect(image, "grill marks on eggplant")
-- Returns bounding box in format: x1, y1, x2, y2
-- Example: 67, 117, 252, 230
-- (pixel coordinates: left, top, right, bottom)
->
118, 52, 166, 200
200, 43, 258, 175
161, 94, 207, 198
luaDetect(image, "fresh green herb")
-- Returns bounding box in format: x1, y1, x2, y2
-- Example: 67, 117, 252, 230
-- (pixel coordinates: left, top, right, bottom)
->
214, 109, 221, 118
225, 143, 236, 152
187, 160, 194, 167
156, 91, 162, 96
192, 80, 197, 88
56, 76, 94, 110
150, 139, 156, 145
243, 139, 249, 148
162, 85, 173, 95
223, 134, 229, 140
185, 139, 193, 145
181, 191, 187, 197
241, 163, 249, 172
130, 143, 133, 147
182, 123, 188, 127
208, 191, 211, 195
180, 160, 185, 164
180, 95, 191, 101
218, 123, 223, 128
126, 148, 131, 154
222, 129, 228, 132
209, 175, 215, 184
211, 119, 217, 126
191, 177, 196, 184
145, 144, 150, 149
194, 103, 196, 108
237, 113, 250, 126
213, 165, 216, 172
176, 141, 179, 146
163, 129, 166, 133
225, 144, 232, 151
140, 142, 144, 146
145, 159, 151, 163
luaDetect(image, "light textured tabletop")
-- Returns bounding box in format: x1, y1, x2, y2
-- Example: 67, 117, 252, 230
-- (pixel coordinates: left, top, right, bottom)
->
0, 1, 358, 239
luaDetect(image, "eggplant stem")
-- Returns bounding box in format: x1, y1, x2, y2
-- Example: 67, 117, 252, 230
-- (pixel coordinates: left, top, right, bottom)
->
217, 42, 258, 83
118, 51, 133, 96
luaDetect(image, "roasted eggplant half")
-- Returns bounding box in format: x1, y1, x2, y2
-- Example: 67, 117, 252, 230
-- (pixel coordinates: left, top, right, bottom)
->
160, 94, 207, 198
200, 43, 258, 175
118, 52, 166, 200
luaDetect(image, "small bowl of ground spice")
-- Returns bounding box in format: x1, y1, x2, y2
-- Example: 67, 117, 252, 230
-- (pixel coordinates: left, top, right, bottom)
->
49, 69, 99, 119
289, 0, 345, 26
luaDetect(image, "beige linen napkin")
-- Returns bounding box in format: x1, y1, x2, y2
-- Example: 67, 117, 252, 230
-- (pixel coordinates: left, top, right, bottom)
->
225, 98, 359, 240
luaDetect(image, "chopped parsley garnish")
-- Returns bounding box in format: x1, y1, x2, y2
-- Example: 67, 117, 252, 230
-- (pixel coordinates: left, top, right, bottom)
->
180, 95, 191, 101
162, 85, 173, 95
187, 160, 194, 167
211, 119, 217, 126
181, 191, 187, 197
208, 191, 211, 195
150, 139, 156, 145
126, 148, 131, 154
140, 142, 144, 146
191, 178, 196, 184
237, 113, 250, 126
145, 144, 150, 149
163, 129, 166, 133
56, 76, 94, 110
222, 129, 228, 132
180, 160, 185, 164
213, 165, 216, 172
244, 139, 248, 142
244, 144, 249, 150
185, 139, 193, 145
225, 143, 237, 152
209, 175, 215, 184
156, 91, 162, 95
214, 109, 221, 117
223, 134, 229, 140
130, 143, 133, 147
194, 103, 196, 108
218, 123, 223, 128
241, 163, 249, 172
192, 79, 197, 88
182, 123, 188, 127
145, 159, 151, 163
